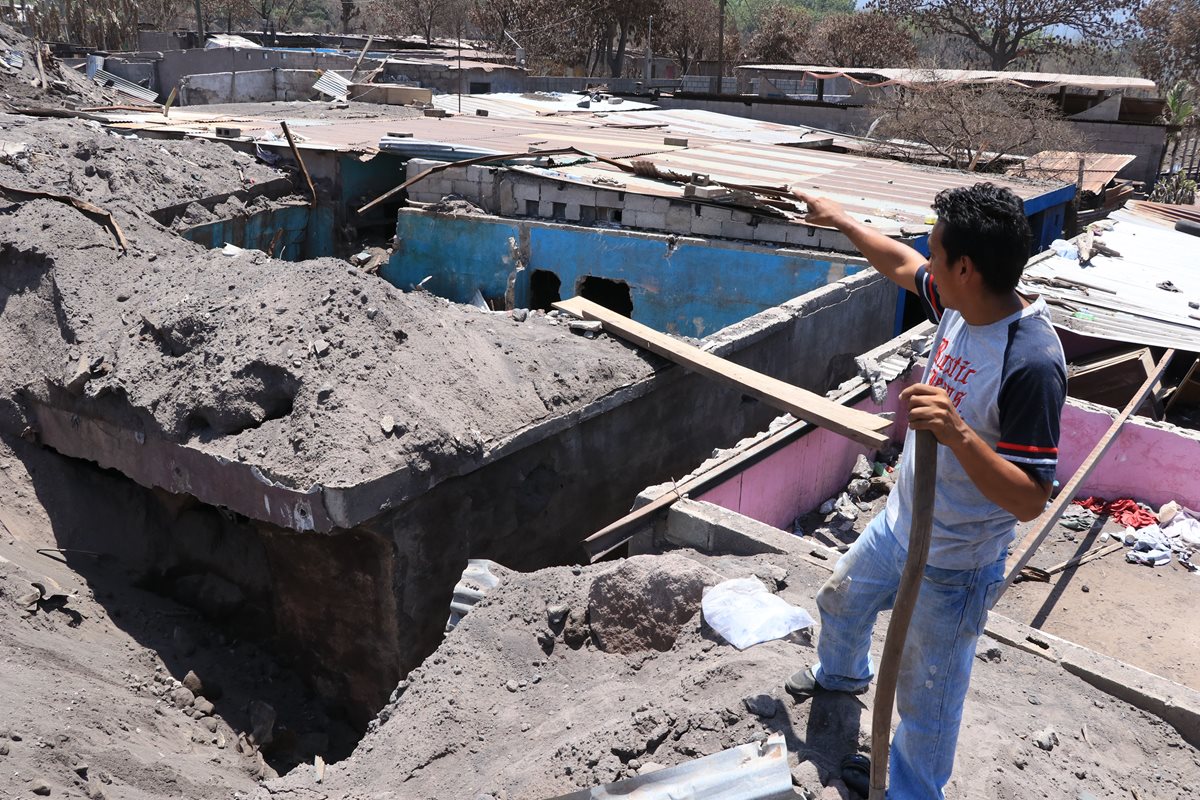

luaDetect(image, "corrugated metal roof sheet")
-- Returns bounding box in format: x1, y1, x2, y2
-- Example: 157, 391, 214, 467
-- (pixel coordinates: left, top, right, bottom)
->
431, 92, 657, 117
1123, 199, 1200, 227
589, 108, 835, 146
738, 65, 1157, 92
1007, 151, 1136, 194
312, 70, 351, 101
1019, 206, 1200, 350
93, 69, 159, 103
608, 140, 1063, 233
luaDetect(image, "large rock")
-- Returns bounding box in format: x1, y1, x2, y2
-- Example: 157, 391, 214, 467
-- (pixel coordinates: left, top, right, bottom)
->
587, 555, 721, 654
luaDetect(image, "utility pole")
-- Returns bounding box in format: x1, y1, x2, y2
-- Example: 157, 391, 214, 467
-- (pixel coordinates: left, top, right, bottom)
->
715, 0, 726, 95
193, 0, 204, 40
644, 15, 653, 83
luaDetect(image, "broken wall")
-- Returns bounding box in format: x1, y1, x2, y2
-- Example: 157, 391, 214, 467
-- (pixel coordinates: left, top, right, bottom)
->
386, 208, 878, 337
178, 68, 346, 105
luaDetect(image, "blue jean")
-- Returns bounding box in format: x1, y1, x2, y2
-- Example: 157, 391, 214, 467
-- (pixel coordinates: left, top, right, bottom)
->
812, 514, 1005, 800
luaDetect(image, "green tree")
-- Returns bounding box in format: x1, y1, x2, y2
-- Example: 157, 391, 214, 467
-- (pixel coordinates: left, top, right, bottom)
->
867, 0, 1142, 70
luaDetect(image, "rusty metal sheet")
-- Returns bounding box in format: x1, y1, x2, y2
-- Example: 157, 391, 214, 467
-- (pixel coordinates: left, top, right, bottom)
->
1007, 151, 1136, 195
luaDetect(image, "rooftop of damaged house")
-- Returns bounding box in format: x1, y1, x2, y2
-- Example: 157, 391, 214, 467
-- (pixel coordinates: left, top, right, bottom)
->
0, 4, 1198, 799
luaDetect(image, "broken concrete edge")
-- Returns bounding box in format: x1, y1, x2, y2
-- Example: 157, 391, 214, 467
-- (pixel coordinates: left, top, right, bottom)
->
147, 175, 297, 226
656, 496, 1200, 750
26, 268, 890, 534
983, 612, 1200, 750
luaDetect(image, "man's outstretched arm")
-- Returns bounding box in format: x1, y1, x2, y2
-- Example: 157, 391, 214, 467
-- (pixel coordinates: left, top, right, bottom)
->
791, 190, 926, 295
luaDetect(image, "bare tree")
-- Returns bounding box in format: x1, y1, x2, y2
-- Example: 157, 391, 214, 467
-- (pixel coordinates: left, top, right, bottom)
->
1134, 0, 1200, 87
867, 0, 1141, 70
808, 11, 916, 67
659, 0, 721, 74
743, 1, 812, 63
871, 78, 1086, 171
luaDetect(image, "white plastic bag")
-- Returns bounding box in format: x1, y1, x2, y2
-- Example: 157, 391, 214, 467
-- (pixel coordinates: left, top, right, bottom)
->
702, 578, 815, 650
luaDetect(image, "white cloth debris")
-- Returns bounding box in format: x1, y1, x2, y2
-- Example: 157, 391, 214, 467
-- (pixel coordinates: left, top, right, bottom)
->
1126, 524, 1172, 566
702, 578, 814, 650
1158, 501, 1200, 548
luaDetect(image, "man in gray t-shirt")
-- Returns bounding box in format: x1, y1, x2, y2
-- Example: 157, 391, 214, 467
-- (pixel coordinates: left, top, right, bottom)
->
783, 184, 1066, 799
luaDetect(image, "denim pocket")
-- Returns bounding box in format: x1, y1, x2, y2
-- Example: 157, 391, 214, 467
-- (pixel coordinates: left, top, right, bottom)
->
970, 577, 1006, 636
921, 564, 977, 589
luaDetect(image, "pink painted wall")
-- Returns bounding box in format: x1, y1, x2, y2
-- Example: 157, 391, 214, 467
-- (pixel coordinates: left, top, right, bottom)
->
699, 373, 1200, 530
696, 383, 909, 530
1062, 404, 1200, 509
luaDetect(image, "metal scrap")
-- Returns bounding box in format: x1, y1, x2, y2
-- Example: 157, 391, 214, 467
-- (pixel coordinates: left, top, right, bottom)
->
0, 181, 128, 252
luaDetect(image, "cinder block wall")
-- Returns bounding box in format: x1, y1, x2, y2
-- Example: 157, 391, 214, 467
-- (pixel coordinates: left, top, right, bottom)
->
403, 158, 861, 252
1069, 120, 1169, 187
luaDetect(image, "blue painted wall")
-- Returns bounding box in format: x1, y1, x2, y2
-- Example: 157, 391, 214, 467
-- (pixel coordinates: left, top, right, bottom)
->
384, 211, 872, 337
181, 205, 335, 260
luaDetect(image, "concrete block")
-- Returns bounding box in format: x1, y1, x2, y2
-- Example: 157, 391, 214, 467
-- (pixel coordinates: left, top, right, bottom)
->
498, 186, 518, 216
538, 201, 556, 218
595, 189, 624, 208
624, 193, 658, 212
721, 220, 753, 240
699, 204, 733, 222
406, 157, 448, 182
754, 223, 791, 244
785, 225, 820, 248
665, 202, 693, 231
565, 203, 582, 221
631, 210, 666, 230
730, 209, 753, 224
465, 164, 493, 183
691, 216, 725, 237
560, 184, 598, 207
512, 180, 541, 203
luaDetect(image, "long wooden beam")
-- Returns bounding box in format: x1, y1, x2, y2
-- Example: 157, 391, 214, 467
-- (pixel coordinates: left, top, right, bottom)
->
553, 297, 891, 450
1002, 348, 1175, 590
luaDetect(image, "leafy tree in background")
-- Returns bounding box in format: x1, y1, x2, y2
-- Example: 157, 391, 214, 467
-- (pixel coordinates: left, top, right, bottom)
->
743, 1, 812, 62
808, 11, 916, 66
866, 0, 1142, 70
1134, 0, 1200, 87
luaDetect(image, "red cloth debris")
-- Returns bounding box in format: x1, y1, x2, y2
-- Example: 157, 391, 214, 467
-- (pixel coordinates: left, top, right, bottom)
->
1074, 496, 1157, 528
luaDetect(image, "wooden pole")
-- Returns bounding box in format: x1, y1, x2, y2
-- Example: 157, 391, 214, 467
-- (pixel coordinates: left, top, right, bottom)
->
280, 121, 317, 208
1002, 349, 1175, 591
869, 429, 938, 800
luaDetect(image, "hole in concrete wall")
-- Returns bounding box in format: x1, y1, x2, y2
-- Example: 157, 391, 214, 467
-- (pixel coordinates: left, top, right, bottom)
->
529, 270, 562, 311
579, 206, 597, 225
524, 199, 539, 216
551, 202, 566, 219
609, 209, 623, 223
578, 276, 633, 317
469, 81, 491, 94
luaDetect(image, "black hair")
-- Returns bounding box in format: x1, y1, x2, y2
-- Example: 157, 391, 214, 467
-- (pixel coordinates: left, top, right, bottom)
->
932, 183, 1032, 294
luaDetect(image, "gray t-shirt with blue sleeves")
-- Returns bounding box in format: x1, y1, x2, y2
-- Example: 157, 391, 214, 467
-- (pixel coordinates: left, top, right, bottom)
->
885, 266, 1067, 570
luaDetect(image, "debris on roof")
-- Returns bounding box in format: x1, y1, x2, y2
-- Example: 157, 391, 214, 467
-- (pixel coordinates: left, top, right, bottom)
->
1008, 151, 1136, 196
1020, 202, 1200, 351
738, 65, 1158, 93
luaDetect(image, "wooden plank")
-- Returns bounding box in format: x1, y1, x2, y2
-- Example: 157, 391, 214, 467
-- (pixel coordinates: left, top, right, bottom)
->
553, 297, 891, 450
870, 430, 938, 800
1002, 349, 1175, 590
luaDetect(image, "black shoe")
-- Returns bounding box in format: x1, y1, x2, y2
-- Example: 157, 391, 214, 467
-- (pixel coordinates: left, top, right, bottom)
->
841, 752, 871, 798
784, 666, 869, 700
